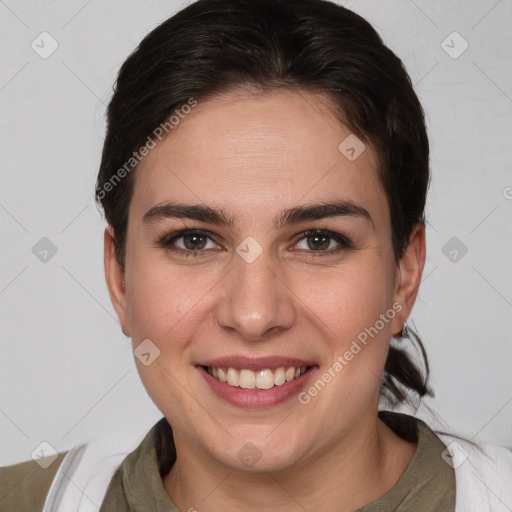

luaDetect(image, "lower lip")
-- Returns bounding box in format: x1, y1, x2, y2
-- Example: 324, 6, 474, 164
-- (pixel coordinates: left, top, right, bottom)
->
197, 366, 317, 408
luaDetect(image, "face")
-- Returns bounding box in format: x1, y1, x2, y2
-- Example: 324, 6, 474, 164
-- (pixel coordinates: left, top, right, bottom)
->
105, 89, 423, 472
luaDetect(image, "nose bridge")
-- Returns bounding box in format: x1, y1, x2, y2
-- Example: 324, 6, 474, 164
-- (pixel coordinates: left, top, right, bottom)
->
215, 247, 296, 341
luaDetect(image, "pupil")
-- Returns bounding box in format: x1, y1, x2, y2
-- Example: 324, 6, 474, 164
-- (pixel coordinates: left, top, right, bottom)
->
309, 234, 329, 251
185, 233, 206, 250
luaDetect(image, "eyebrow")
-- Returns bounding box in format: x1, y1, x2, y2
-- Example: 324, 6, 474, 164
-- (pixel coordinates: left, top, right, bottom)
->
142, 200, 374, 229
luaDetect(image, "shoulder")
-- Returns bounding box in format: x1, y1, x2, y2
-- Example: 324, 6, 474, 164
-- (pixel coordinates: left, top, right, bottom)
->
437, 431, 512, 471
436, 432, 512, 512
0, 451, 69, 511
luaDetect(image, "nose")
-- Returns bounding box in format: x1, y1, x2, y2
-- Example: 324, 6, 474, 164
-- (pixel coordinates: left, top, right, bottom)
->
215, 250, 297, 342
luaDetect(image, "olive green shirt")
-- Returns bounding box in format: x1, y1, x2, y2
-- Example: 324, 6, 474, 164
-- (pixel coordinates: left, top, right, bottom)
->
0, 411, 455, 511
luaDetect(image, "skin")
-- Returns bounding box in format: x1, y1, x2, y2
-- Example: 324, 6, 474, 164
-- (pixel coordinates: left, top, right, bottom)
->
104, 89, 426, 512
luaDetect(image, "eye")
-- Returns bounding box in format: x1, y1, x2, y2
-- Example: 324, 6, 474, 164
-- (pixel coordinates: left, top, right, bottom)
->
156, 228, 352, 258
294, 229, 352, 255
158, 229, 221, 256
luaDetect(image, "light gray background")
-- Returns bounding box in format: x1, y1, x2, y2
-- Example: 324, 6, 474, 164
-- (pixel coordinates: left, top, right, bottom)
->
1, 0, 511, 466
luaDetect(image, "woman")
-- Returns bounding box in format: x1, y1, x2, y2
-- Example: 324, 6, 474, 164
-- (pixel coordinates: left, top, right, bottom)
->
1, 0, 511, 511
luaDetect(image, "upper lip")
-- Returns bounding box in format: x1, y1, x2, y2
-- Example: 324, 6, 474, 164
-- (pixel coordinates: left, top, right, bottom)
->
198, 356, 315, 372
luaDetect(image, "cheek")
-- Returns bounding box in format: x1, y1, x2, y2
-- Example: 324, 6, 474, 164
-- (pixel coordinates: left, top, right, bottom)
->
126, 245, 396, 349
286, 263, 396, 436
303, 260, 395, 391
125, 239, 206, 343
125, 263, 204, 412
304, 258, 394, 335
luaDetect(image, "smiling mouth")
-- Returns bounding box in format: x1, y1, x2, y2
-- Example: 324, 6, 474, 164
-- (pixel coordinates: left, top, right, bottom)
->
202, 365, 312, 390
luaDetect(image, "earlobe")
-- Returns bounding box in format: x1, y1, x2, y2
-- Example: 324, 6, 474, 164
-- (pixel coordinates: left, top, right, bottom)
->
391, 223, 426, 336
104, 226, 131, 336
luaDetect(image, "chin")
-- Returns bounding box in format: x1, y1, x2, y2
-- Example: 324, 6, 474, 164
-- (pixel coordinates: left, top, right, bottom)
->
228, 449, 302, 474
213, 432, 306, 473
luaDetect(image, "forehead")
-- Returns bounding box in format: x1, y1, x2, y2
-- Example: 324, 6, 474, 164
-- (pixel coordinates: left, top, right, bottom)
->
130, 89, 388, 230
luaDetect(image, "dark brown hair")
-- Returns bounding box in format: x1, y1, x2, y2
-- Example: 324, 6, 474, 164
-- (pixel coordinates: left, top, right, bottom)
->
95, 0, 432, 405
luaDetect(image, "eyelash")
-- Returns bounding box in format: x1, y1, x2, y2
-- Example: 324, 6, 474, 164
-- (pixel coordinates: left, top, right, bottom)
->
156, 228, 353, 259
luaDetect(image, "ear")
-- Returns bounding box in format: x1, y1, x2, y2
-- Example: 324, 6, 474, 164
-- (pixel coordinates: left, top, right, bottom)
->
391, 223, 426, 337
104, 226, 131, 336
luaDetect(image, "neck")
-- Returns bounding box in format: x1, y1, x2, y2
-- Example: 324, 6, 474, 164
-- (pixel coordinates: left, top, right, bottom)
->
163, 414, 417, 512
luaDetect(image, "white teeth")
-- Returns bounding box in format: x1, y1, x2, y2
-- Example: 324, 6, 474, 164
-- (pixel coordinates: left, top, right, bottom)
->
207, 365, 309, 389
227, 367, 239, 387
256, 369, 275, 389
274, 367, 286, 386
239, 369, 255, 389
